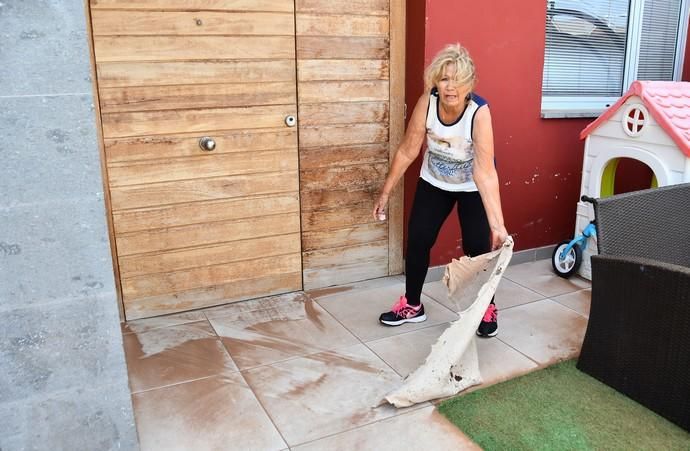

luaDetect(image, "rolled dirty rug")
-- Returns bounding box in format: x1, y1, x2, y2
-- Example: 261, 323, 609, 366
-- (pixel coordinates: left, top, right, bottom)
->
384, 237, 514, 407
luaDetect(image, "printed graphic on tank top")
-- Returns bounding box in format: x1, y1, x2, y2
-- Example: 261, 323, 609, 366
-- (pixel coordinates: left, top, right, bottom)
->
420, 89, 488, 192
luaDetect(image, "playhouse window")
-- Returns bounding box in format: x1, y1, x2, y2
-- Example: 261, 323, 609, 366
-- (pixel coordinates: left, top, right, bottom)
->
541, 0, 689, 118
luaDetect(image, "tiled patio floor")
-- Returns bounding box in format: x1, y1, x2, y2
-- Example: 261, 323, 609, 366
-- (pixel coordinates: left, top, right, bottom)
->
121, 259, 591, 450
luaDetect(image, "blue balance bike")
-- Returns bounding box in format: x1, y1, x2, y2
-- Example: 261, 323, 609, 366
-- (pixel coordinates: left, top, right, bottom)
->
551, 196, 597, 278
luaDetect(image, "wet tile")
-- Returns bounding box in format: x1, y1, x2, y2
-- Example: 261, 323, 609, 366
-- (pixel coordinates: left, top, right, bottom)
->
552, 288, 592, 317
243, 344, 415, 446
367, 323, 538, 388
292, 405, 480, 450
316, 282, 458, 342
305, 276, 403, 300
132, 372, 286, 451
367, 324, 450, 376
208, 292, 359, 370
497, 299, 588, 365
503, 259, 590, 298
475, 337, 538, 387
423, 278, 544, 312
123, 320, 236, 393
121, 310, 207, 335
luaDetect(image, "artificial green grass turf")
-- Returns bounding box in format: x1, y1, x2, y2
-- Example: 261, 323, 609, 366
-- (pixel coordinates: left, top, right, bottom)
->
438, 360, 690, 451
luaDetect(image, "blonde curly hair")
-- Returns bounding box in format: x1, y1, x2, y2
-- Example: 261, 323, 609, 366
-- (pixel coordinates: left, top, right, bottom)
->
424, 43, 476, 91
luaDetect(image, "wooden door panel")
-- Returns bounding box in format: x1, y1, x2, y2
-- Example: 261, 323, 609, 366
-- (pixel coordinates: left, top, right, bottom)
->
302, 223, 387, 252
302, 242, 388, 288
107, 149, 298, 186
299, 123, 388, 148
300, 187, 381, 211
119, 233, 301, 278
296, 1, 398, 290
296, 14, 388, 36
99, 82, 296, 113
296, 36, 389, 59
124, 272, 302, 320
90, 0, 294, 12
116, 212, 301, 256
97, 60, 296, 88
298, 81, 389, 103
91, 11, 294, 36
110, 171, 299, 210
298, 59, 389, 82
301, 203, 377, 232
121, 253, 302, 300
113, 193, 300, 234
105, 129, 297, 163
295, 0, 389, 15
94, 36, 295, 62
101, 105, 294, 138
90, 0, 302, 318
299, 163, 388, 192
299, 143, 388, 169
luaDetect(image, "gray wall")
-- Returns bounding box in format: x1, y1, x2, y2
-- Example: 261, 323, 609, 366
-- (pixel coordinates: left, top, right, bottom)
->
0, 1, 138, 449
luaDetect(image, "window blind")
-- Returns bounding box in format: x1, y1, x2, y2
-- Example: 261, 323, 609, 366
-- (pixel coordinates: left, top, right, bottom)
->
636, 0, 682, 80
542, 0, 630, 97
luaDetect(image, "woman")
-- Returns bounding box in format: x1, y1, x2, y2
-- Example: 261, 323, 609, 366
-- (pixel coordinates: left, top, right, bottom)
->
373, 43, 508, 337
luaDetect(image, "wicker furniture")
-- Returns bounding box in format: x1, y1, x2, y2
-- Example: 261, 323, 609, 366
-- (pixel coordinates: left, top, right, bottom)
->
577, 183, 690, 432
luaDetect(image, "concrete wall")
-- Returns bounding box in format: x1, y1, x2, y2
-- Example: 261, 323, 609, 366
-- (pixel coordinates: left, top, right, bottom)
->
0, 1, 138, 449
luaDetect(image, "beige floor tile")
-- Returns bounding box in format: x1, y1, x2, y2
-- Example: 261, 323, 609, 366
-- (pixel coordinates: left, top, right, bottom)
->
132, 372, 286, 451
423, 278, 545, 312
497, 299, 588, 365
292, 405, 480, 451
305, 276, 404, 300
121, 310, 207, 335
316, 282, 458, 342
366, 323, 450, 376
503, 259, 591, 298
123, 320, 237, 393
475, 337, 539, 386
202, 291, 303, 320
208, 292, 359, 370
552, 288, 592, 317
243, 343, 418, 446
367, 323, 538, 387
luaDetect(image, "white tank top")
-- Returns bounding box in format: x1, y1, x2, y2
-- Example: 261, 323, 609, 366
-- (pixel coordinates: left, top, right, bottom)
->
420, 90, 488, 192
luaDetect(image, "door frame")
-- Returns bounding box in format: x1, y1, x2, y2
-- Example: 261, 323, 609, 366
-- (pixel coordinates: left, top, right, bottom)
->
83, 0, 406, 321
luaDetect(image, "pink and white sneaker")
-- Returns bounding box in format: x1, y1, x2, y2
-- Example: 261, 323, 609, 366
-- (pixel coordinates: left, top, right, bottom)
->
379, 296, 427, 326
476, 303, 498, 337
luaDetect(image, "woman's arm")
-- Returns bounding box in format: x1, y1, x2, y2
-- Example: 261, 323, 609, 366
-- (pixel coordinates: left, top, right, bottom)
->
373, 93, 430, 219
472, 106, 508, 249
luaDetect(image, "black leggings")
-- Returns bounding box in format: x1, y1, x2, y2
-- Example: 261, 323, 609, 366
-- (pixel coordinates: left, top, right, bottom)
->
405, 178, 493, 305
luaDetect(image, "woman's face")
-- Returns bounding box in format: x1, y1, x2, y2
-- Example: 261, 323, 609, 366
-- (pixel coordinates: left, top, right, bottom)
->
436, 63, 471, 109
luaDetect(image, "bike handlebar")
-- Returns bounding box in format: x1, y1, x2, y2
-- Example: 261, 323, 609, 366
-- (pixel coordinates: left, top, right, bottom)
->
581, 195, 597, 204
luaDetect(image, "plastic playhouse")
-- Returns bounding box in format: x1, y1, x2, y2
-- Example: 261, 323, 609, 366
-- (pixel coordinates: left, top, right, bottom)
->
576, 80, 690, 279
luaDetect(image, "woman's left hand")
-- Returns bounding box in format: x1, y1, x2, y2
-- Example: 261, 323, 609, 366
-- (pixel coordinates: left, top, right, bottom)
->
490, 225, 509, 250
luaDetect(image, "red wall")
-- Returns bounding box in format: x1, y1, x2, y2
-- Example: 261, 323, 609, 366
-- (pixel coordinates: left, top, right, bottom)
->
404, 0, 591, 265
403, 0, 667, 266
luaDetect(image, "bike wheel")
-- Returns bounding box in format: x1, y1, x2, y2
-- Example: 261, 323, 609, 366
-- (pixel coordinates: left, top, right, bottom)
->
551, 240, 582, 278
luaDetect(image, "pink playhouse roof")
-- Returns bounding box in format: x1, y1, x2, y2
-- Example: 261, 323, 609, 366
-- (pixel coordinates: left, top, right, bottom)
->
580, 80, 690, 157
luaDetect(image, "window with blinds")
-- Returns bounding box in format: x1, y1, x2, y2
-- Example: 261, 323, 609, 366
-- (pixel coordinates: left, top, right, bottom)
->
543, 0, 629, 97
541, 0, 689, 117
637, 0, 682, 80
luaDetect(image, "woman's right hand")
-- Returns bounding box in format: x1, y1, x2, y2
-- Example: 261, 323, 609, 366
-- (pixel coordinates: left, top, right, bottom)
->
373, 192, 389, 220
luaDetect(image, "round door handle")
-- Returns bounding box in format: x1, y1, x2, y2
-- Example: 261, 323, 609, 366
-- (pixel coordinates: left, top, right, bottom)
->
285, 115, 297, 127
199, 137, 216, 151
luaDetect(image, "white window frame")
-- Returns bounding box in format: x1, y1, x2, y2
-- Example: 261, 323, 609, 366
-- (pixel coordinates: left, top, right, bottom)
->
541, 0, 690, 118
